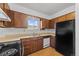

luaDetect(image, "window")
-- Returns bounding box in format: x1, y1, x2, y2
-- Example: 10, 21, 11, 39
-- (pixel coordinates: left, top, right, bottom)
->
27, 16, 40, 29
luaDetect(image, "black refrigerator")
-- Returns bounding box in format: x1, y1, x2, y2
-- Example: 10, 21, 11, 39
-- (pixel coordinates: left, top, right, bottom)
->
56, 20, 75, 56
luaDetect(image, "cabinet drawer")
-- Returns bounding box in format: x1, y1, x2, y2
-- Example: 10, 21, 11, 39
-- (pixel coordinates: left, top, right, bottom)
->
21, 37, 43, 56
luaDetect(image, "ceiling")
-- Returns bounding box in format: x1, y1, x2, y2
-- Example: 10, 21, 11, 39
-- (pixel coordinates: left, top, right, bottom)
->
16, 3, 75, 16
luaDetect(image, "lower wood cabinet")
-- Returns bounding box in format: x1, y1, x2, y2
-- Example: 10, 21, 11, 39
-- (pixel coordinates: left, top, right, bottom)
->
21, 36, 55, 56
50, 36, 55, 48
21, 37, 43, 56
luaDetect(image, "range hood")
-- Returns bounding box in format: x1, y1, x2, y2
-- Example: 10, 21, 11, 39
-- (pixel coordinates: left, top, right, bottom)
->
0, 8, 11, 22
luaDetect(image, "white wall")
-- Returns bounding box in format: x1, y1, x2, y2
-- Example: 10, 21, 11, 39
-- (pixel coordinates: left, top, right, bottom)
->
76, 3, 79, 56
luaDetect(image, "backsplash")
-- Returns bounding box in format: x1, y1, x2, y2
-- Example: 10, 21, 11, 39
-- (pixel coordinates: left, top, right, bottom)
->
0, 28, 55, 36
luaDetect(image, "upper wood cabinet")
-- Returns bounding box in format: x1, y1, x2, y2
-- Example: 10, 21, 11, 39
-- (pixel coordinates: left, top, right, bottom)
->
56, 16, 66, 23
65, 12, 75, 20
49, 20, 55, 29
3, 10, 28, 28
14, 11, 27, 28
56, 12, 75, 23
0, 3, 10, 13
40, 18, 49, 29
49, 16, 66, 29
0, 3, 14, 27
3, 10, 14, 27
0, 3, 4, 9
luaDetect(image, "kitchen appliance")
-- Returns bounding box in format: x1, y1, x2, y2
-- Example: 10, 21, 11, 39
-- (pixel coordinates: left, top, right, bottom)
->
0, 40, 21, 56
43, 36, 50, 48
56, 20, 75, 56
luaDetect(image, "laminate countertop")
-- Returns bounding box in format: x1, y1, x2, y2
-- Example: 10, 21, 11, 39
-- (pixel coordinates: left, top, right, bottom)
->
0, 33, 55, 42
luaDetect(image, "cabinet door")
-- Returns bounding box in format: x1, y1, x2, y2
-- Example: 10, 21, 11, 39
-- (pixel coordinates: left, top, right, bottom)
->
14, 11, 27, 28
0, 21, 4, 27
0, 3, 4, 9
32, 38, 43, 52
0, 3, 10, 11
3, 10, 14, 27
21, 39, 32, 55
21, 37, 43, 56
35, 38, 43, 51
40, 18, 49, 29
49, 20, 56, 29
50, 36, 55, 48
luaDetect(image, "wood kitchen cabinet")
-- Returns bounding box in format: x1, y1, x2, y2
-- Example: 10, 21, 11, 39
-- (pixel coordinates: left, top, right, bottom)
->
40, 18, 49, 29
3, 10, 28, 28
0, 3, 28, 28
0, 3, 10, 11
49, 19, 56, 29
21, 37, 43, 56
0, 9, 14, 27
0, 3, 4, 9
50, 36, 55, 48
65, 12, 75, 20
21, 36, 56, 56
56, 16, 66, 23
3, 10, 14, 27
0, 3, 13, 27
0, 3, 15, 27
13, 11, 28, 28
55, 12, 75, 23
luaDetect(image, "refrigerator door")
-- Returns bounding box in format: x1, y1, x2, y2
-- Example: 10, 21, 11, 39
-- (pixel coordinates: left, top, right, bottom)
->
56, 20, 75, 56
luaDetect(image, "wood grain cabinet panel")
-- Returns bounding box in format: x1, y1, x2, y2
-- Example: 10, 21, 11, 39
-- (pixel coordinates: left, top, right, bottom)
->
56, 12, 75, 23
14, 11, 28, 28
0, 3, 10, 11
0, 3, 4, 9
3, 10, 28, 28
21, 37, 43, 56
50, 36, 55, 48
3, 10, 14, 27
65, 12, 75, 20
3, 3, 10, 10
56, 16, 66, 23
40, 18, 49, 29
49, 20, 56, 29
